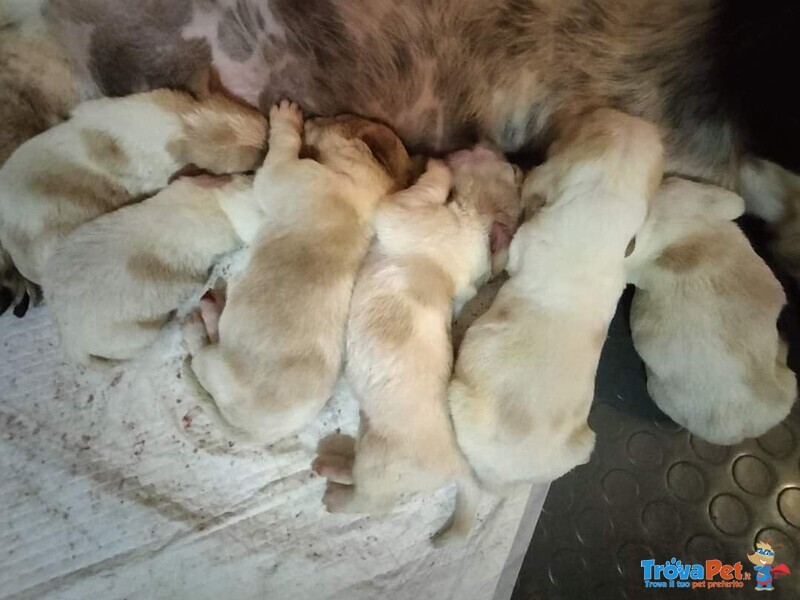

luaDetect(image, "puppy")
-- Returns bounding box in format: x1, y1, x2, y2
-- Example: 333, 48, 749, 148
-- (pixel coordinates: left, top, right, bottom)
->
184, 101, 413, 444
313, 145, 522, 542
43, 174, 258, 362
0, 86, 267, 287
626, 177, 797, 444
0, 7, 81, 316
448, 110, 663, 491
738, 157, 800, 284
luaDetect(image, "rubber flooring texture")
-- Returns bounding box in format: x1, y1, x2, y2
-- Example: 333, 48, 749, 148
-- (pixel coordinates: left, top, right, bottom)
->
511, 279, 800, 600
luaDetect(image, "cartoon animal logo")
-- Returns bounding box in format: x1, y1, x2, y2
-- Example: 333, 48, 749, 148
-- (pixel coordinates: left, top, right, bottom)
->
747, 540, 791, 591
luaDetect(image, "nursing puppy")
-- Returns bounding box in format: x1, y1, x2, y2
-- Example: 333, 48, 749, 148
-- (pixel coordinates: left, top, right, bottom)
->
626, 177, 797, 445
184, 102, 413, 444
0, 87, 267, 288
313, 145, 522, 542
739, 158, 800, 284
449, 110, 663, 491
43, 174, 258, 362
0, 2, 82, 316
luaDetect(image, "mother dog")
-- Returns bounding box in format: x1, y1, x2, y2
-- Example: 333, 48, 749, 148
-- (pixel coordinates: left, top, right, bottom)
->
2, 0, 800, 297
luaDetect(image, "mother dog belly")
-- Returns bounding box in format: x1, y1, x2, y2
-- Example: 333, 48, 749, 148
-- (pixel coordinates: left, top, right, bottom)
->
42, 0, 769, 184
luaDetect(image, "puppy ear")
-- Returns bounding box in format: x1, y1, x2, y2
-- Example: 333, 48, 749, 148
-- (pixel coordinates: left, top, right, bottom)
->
700, 187, 746, 221
359, 124, 412, 188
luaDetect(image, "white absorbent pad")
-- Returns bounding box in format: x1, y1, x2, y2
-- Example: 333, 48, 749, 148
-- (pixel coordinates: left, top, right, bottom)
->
0, 308, 546, 600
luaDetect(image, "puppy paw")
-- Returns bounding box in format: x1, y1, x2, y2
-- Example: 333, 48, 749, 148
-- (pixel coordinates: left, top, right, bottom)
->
424, 158, 451, 185
313, 433, 356, 484
322, 481, 355, 513
270, 100, 304, 132
1, 264, 40, 318
312, 454, 355, 485
198, 289, 225, 344
181, 309, 210, 355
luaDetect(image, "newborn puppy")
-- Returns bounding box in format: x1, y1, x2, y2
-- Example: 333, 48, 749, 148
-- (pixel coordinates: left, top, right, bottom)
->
43, 174, 257, 362
449, 109, 663, 491
313, 145, 522, 542
738, 157, 800, 285
0, 7, 80, 316
184, 101, 413, 444
0, 85, 267, 287
626, 177, 797, 444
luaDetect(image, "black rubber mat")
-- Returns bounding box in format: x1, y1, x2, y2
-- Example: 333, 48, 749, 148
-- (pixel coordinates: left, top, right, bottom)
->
511, 283, 800, 600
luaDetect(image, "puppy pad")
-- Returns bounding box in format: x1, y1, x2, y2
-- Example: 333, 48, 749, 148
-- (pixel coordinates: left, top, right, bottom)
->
513, 289, 800, 599
0, 306, 547, 600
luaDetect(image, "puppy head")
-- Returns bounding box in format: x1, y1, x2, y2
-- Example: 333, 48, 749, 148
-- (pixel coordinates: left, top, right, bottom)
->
446, 143, 524, 274
626, 177, 745, 267
304, 115, 413, 193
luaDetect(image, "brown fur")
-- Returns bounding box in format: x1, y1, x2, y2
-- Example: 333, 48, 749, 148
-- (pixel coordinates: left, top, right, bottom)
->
28, 163, 131, 214
363, 295, 415, 346
127, 253, 205, 285
38, 0, 733, 181
0, 28, 78, 166
655, 236, 712, 272
81, 129, 129, 172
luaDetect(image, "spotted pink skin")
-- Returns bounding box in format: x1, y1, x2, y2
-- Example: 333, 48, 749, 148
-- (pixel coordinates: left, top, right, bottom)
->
44, 0, 739, 183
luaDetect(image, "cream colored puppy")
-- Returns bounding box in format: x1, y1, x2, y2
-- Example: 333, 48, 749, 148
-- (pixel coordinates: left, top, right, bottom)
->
43, 174, 257, 362
184, 102, 413, 444
626, 177, 796, 445
313, 145, 522, 542
738, 157, 800, 284
0, 86, 266, 286
449, 109, 663, 491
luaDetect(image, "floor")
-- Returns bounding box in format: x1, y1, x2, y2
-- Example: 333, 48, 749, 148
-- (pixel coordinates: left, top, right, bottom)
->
511, 220, 800, 600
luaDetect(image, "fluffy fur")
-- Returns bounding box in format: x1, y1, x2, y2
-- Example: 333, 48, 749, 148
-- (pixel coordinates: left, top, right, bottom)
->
43, 174, 258, 362
0, 5, 83, 315
40, 0, 795, 182
183, 102, 414, 444
448, 109, 663, 490
626, 177, 797, 445
313, 146, 522, 542
2, 2, 799, 286
0, 86, 266, 287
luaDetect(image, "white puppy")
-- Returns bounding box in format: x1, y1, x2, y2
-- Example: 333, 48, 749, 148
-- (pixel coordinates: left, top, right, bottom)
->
43, 174, 258, 362
449, 109, 663, 491
184, 102, 413, 444
313, 145, 522, 542
626, 177, 797, 444
738, 157, 800, 284
0, 86, 266, 286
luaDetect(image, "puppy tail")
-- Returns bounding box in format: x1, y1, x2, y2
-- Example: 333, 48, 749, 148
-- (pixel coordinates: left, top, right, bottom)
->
179, 96, 269, 174
431, 473, 482, 548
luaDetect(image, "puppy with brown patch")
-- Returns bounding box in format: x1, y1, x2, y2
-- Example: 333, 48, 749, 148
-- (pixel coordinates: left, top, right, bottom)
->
183, 101, 413, 444
448, 110, 663, 491
0, 0, 82, 316
626, 177, 797, 445
42, 174, 258, 362
313, 145, 522, 542
0, 85, 267, 291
